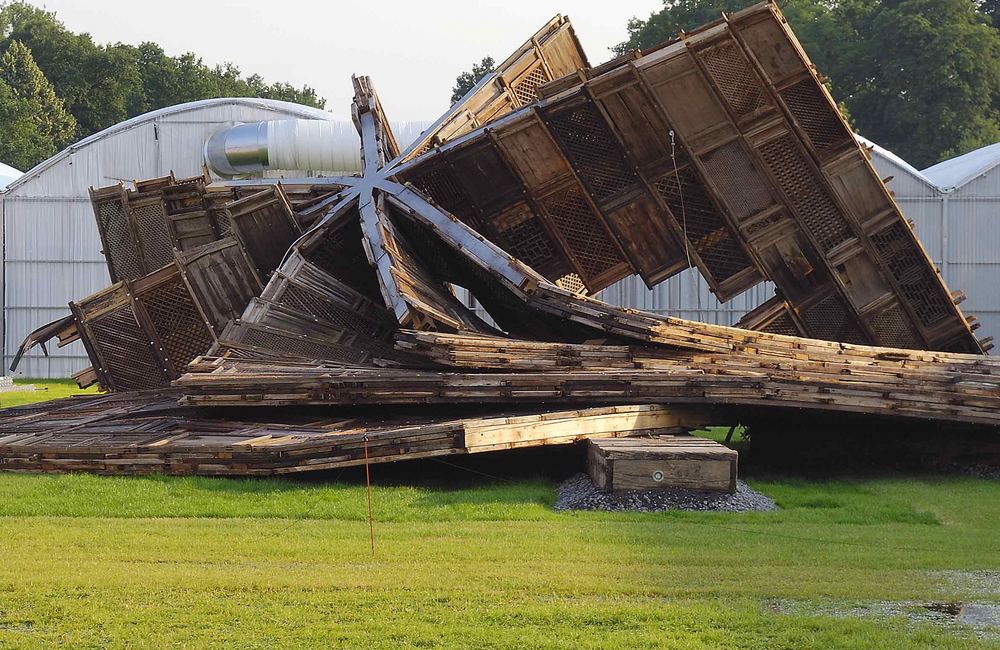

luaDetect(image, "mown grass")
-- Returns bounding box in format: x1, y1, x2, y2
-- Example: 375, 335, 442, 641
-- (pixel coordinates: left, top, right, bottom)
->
0, 472, 998, 648
0, 383, 998, 647
0, 378, 99, 408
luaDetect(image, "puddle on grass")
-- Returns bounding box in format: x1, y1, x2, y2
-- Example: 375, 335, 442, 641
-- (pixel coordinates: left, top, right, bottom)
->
767, 599, 1000, 640
766, 569, 1000, 638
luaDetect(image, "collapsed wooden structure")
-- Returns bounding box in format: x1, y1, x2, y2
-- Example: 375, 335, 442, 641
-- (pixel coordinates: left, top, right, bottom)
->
4, 3, 997, 478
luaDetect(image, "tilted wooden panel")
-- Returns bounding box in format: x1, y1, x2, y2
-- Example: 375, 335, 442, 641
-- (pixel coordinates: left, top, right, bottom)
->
175, 238, 263, 336
132, 265, 213, 375
90, 185, 143, 283
393, 1, 982, 352
72, 284, 168, 392
128, 190, 174, 272
227, 187, 302, 282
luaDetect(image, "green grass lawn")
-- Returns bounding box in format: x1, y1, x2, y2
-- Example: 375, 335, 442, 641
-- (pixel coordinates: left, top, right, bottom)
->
0, 382, 998, 648
0, 378, 99, 408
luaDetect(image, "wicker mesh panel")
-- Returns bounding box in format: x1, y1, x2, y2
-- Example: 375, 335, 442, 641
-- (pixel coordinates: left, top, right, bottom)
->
780, 80, 851, 153
240, 328, 364, 364
137, 278, 212, 370
654, 168, 752, 282
555, 273, 586, 294
88, 306, 167, 391
279, 283, 387, 339
539, 184, 625, 282
96, 198, 143, 280
700, 141, 773, 221
213, 210, 233, 237
761, 313, 800, 337
869, 222, 951, 327
497, 215, 564, 273
511, 65, 548, 106
798, 294, 868, 344
546, 102, 635, 202
698, 42, 769, 117
409, 165, 478, 223
868, 304, 922, 349
757, 135, 854, 252
131, 201, 174, 270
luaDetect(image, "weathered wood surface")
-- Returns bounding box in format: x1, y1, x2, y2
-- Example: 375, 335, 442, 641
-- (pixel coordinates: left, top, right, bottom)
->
6, 4, 997, 478
588, 436, 737, 492
177, 317, 1000, 428
0, 397, 680, 476
70, 263, 212, 391
392, 2, 983, 354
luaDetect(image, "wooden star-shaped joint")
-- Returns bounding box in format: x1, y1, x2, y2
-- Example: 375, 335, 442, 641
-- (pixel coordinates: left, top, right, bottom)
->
284, 75, 542, 334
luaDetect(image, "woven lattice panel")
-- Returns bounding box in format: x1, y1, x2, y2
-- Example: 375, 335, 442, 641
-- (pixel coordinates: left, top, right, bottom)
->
240, 328, 365, 364
781, 79, 851, 154
700, 141, 773, 221
539, 184, 626, 284
698, 41, 769, 117
545, 102, 635, 202
761, 312, 800, 337
409, 165, 478, 225
87, 305, 167, 391
654, 168, 752, 283
868, 303, 923, 349
757, 134, 854, 252
555, 273, 586, 294
869, 222, 951, 327
131, 200, 174, 270
137, 278, 212, 371
798, 294, 868, 344
496, 214, 566, 276
213, 210, 233, 238
278, 282, 387, 340
95, 198, 143, 281
511, 65, 548, 106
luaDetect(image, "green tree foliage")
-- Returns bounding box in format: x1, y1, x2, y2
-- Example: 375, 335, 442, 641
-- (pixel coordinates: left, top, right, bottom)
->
0, 1, 325, 151
451, 56, 495, 104
0, 39, 75, 169
615, 0, 1000, 167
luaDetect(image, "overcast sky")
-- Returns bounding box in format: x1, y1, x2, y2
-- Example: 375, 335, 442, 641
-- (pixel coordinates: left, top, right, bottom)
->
27, 0, 667, 122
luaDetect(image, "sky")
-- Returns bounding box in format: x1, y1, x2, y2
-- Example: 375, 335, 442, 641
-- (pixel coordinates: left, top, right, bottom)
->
26, 0, 666, 122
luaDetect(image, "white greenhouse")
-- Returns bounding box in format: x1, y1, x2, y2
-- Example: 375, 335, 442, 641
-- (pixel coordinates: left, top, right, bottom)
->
0, 98, 428, 377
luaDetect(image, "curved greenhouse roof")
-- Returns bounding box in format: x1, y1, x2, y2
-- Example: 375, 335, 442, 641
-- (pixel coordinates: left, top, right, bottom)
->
2, 97, 340, 195
0, 161, 22, 191
921, 141, 1000, 192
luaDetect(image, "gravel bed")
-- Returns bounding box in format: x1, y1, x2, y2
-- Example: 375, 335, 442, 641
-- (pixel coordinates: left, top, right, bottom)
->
554, 473, 777, 512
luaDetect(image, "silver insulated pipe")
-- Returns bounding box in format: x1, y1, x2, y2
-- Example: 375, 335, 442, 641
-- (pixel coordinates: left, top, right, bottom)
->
204, 120, 365, 176
204, 119, 433, 177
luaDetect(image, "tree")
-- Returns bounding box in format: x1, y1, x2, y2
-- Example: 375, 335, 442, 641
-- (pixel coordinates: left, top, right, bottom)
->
0, 80, 52, 169
0, 1, 325, 141
451, 56, 495, 104
615, 0, 1000, 168
0, 40, 75, 169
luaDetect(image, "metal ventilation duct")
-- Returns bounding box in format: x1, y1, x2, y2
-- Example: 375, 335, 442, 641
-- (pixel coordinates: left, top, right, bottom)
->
204, 120, 367, 176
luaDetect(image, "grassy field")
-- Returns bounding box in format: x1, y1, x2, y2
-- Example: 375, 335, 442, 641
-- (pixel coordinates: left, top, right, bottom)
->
0, 382, 998, 648
0, 378, 99, 408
